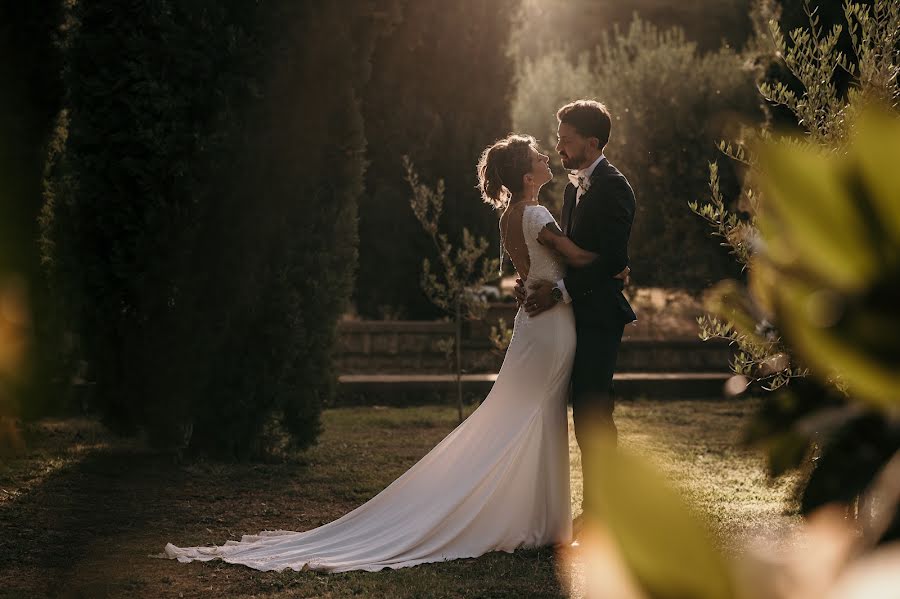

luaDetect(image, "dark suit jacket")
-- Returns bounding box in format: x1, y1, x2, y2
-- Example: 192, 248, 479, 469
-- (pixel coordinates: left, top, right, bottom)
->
560, 158, 637, 328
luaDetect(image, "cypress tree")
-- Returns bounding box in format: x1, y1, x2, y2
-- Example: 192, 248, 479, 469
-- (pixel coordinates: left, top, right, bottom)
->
42, 1, 396, 455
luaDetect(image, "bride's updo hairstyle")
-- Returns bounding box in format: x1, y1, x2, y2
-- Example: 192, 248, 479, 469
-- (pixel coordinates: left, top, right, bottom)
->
476, 134, 537, 210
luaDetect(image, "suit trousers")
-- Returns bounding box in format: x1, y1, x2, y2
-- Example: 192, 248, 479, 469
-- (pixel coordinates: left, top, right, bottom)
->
571, 322, 625, 513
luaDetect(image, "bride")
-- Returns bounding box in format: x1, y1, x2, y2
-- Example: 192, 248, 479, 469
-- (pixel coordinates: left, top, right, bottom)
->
162, 134, 605, 573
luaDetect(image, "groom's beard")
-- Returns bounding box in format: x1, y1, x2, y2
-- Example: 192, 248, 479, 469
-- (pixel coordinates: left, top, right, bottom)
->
560, 152, 587, 170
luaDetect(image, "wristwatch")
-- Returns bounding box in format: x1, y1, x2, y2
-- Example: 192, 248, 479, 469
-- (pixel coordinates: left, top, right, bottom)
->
550, 286, 563, 303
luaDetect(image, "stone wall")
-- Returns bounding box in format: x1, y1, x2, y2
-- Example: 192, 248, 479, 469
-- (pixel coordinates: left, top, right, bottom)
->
335, 317, 732, 375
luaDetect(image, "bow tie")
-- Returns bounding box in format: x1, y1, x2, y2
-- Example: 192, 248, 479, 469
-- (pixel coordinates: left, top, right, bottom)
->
567, 172, 590, 192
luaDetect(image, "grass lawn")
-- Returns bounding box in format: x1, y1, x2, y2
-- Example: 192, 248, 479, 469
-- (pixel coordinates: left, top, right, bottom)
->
0, 399, 799, 598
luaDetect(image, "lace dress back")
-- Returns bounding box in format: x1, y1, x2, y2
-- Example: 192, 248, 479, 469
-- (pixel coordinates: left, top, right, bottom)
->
520, 205, 566, 285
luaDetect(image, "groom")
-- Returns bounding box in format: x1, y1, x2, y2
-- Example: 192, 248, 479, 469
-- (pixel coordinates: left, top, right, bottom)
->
517, 99, 636, 520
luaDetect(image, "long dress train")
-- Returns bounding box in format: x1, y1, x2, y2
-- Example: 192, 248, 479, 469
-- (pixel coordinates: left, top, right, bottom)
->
162, 205, 574, 572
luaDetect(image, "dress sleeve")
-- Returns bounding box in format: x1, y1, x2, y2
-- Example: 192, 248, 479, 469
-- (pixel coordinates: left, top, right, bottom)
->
525, 205, 557, 241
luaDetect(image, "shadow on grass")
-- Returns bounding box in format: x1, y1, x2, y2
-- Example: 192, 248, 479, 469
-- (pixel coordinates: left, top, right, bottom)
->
0, 446, 192, 597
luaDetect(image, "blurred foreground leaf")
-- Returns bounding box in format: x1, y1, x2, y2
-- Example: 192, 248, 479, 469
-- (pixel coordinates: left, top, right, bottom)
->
801, 413, 900, 515
752, 110, 900, 410
586, 447, 735, 599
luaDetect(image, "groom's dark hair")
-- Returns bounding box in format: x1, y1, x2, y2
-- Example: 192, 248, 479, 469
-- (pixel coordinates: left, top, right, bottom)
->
557, 100, 611, 150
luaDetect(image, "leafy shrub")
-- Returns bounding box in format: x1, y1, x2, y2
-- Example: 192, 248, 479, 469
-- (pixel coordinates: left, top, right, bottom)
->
510, 0, 756, 60
693, 0, 899, 540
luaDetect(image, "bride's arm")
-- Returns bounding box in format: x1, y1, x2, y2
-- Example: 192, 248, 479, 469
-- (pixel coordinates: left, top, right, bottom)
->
537, 223, 598, 267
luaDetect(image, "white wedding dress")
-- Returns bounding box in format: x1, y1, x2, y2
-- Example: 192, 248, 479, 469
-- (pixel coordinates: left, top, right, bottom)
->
162, 205, 576, 573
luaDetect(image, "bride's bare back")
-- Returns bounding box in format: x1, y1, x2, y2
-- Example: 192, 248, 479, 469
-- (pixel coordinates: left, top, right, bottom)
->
499, 202, 532, 279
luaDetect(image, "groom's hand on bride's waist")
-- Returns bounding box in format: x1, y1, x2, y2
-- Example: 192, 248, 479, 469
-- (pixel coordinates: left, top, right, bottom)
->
514, 278, 527, 307
524, 280, 557, 316
523, 267, 630, 315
